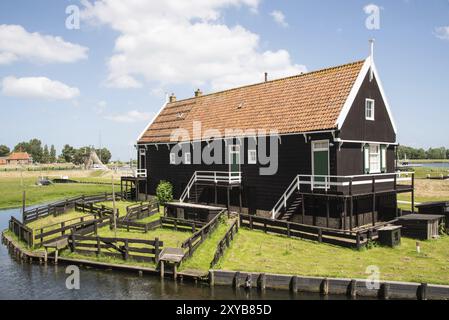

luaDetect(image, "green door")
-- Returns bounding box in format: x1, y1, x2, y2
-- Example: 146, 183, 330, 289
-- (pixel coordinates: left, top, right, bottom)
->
230, 150, 240, 177
312, 141, 329, 188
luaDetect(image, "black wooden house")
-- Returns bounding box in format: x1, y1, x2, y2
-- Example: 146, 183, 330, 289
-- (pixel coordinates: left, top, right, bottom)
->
134, 54, 414, 231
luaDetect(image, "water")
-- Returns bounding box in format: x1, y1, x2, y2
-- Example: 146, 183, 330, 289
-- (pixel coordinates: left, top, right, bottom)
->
0, 207, 343, 300
421, 163, 449, 169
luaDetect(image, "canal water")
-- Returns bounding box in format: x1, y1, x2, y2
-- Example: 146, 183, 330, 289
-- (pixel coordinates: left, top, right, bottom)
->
0, 207, 345, 300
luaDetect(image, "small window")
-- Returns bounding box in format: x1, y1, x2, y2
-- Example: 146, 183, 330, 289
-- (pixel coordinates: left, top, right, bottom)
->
184, 152, 191, 165
248, 150, 257, 164
169, 153, 176, 165
365, 99, 375, 121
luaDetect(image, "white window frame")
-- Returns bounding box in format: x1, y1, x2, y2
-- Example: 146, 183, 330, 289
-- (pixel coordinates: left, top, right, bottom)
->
368, 144, 381, 174
169, 153, 176, 165
139, 149, 146, 170
311, 140, 330, 190
184, 152, 191, 165
365, 99, 375, 121
228, 145, 241, 173
248, 149, 257, 165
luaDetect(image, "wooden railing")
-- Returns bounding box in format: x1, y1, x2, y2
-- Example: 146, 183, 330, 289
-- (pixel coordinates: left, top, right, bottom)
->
240, 214, 373, 249
271, 172, 415, 219
9, 217, 34, 248
74, 202, 115, 218
68, 235, 163, 263
181, 209, 226, 260
180, 171, 242, 202
123, 201, 159, 221
210, 220, 239, 268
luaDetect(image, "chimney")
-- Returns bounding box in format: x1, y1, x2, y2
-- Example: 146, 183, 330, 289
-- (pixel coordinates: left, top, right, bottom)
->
264, 72, 268, 82
169, 93, 176, 103
194, 89, 203, 97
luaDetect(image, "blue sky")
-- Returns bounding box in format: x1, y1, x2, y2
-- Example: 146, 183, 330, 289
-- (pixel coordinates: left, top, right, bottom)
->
0, 0, 448, 160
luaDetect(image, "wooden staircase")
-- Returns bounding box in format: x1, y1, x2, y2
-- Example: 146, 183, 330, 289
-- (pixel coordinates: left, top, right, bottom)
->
278, 191, 303, 221
184, 184, 206, 203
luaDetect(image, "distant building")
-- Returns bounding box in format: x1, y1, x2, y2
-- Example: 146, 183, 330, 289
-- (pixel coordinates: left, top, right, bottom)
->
0, 157, 7, 165
5, 152, 33, 165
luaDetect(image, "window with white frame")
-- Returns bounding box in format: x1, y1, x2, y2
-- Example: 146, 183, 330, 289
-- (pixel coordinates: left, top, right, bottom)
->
184, 152, 191, 165
365, 99, 375, 121
248, 150, 257, 164
169, 153, 176, 165
369, 144, 380, 173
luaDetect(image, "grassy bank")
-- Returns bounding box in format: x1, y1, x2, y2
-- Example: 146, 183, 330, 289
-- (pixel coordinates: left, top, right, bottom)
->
0, 170, 125, 210
219, 229, 449, 285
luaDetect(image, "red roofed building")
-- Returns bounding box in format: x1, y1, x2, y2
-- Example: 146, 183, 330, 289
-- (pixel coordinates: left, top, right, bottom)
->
6, 152, 33, 165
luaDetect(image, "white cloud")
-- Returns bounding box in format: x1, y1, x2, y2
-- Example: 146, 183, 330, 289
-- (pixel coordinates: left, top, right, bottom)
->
1, 76, 80, 100
81, 0, 304, 91
435, 26, 449, 40
95, 100, 107, 114
105, 110, 153, 123
270, 10, 288, 27
0, 24, 88, 65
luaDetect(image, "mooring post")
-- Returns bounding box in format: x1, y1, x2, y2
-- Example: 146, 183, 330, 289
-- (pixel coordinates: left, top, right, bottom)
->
233, 272, 241, 289
290, 276, 298, 293
349, 280, 357, 299
257, 273, 266, 291
160, 261, 165, 279
209, 270, 215, 287
419, 283, 428, 300
321, 278, 329, 296
381, 283, 390, 300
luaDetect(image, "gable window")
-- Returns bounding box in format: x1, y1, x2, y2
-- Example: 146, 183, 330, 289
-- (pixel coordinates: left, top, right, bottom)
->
365, 99, 375, 121
184, 152, 191, 165
169, 153, 176, 165
248, 150, 257, 165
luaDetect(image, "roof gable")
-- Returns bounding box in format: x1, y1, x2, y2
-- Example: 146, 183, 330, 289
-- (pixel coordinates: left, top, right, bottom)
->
139, 59, 366, 144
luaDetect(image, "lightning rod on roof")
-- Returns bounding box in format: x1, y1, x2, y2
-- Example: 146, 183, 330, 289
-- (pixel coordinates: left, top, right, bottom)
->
369, 39, 375, 82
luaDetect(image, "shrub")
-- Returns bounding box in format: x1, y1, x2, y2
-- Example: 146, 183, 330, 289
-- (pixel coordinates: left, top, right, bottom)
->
156, 180, 173, 205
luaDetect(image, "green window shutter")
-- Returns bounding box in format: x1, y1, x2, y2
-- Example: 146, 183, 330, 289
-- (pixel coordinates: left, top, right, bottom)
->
381, 145, 387, 173
363, 145, 370, 174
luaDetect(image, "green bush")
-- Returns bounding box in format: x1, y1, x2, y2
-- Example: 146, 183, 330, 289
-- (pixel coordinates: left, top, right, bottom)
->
156, 180, 173, 205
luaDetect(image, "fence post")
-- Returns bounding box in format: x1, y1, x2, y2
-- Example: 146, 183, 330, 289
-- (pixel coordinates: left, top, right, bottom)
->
96, 236, 101, 256
154, 237, 160, 264
188, 238, 193, 257
94, 222, 98, 235
318, 228, 323, 243
61, 222, 65, 236
70, 230, 75, 252
356, 232, 361, 249
124, 239, 129, 260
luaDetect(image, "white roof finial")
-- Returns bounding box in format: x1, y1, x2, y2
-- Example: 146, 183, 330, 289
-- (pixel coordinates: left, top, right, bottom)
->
369, 39, 375, 81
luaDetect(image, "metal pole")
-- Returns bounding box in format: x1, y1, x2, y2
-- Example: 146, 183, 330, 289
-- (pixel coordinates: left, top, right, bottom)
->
112, 174, 117, 237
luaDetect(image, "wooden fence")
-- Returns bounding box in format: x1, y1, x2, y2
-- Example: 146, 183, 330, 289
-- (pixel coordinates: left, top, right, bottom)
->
33, 216, 111, 248
161, 217, 205, 232
68, 234, 163, 263
74, 202, 115, 218
123, 201, 159, 221
210, 219, 239, 268
23, 192, 128, 224
181, 209, 226, 260
239, 214, 373, 249
9, 217, 34, 247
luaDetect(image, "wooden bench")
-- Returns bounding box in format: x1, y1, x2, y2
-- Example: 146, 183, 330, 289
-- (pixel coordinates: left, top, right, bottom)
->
43, 238, 68, 264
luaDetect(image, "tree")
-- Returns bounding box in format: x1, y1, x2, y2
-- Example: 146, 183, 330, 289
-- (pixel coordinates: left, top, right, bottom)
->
0, 145, 10, 157
96, 148, 112, 164
42, 145, 50, 164
14, 139, 43, 163
61, 144, 76, 163
156, 181, 173, 205
73, 147, 91, 165
50, 145, 57, 163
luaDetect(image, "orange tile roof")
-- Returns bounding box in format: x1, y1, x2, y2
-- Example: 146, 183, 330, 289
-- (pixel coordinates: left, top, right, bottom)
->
8, 152, 32, 160
139, 59, 365, 144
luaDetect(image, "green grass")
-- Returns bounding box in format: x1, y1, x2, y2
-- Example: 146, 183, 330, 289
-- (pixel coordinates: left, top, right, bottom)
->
219, 229, 449, 285
410, 166, 449, 179
97, 225, 191, 248
180, 218, 232, 272
27, 210, 93, 231
60, 251, 157, 269
0, 177, 113, 210
95, 201, 137, 217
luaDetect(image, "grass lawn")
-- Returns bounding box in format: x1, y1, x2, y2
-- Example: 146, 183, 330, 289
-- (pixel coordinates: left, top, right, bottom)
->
60, 251, 157, 269
219, 229, 449, 285
97, 225, 191, 248
0, 176, 113, 210
180, 218, 233, 273
411, 166, 449, 179
27, 210, 93, 231
95, 201, 137, 218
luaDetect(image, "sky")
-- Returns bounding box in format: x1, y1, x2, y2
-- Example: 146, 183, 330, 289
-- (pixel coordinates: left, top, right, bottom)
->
0, 0, 448, 160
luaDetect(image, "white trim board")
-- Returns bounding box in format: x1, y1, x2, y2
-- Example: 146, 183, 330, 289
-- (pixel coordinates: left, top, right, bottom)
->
137, 94, 169, 142
335, 56, 398, 134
